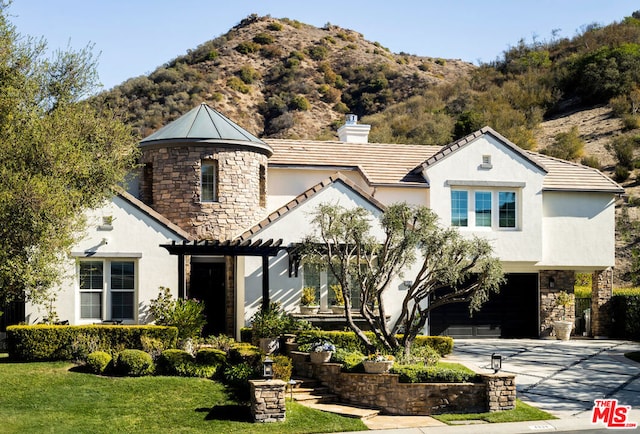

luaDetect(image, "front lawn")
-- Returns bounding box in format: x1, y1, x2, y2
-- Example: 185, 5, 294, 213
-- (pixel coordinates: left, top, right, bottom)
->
0, 357, 366, 433
433, 399, 555, 424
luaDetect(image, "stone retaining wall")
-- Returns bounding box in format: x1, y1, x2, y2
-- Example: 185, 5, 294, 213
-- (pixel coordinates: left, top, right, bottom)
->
291, 352, 515, 415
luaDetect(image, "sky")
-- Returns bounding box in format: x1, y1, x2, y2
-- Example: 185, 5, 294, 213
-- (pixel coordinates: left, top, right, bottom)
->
6, 1, 639, 93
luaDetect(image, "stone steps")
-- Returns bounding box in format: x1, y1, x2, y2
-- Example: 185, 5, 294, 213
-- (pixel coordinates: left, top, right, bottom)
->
290, 376, 380, 419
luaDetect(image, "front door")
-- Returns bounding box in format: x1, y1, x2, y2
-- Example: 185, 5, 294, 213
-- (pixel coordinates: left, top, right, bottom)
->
189, 262, 226, 336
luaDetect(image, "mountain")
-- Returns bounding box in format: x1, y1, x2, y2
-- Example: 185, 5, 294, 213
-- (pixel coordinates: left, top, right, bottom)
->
93, 14, 474, 141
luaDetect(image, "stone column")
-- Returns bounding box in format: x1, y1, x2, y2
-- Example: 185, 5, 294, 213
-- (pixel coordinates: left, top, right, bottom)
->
482, 373, 516, 412
539, 270, 575, 338
249, 380, 286, 423
591, 268, 613, 338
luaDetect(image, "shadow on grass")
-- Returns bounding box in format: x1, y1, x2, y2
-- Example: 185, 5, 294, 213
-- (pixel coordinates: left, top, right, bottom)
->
197, 404, 252, 422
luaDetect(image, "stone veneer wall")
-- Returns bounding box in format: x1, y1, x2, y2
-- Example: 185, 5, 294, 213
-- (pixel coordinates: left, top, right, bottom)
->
539, 270, 575, 338
140, 144, 268, 240
249, 379, 286, 423
591, 268, 613, 338
291, 354, 515, 415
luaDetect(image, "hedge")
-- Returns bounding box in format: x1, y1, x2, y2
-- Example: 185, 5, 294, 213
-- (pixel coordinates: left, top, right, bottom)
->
6, 325, 178, 361
391, 364, 480, 383
156, 348, 225, 378
612, 295, 640, 340
296, 330, 453, 356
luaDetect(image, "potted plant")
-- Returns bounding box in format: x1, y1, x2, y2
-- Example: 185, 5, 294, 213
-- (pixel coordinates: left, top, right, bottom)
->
300, 286, 320, 314
553, 290, 574, 341
251, 302, 289, 354
309, 340, 335, 364
330, 284, 345, 314
362, 353, 395, 374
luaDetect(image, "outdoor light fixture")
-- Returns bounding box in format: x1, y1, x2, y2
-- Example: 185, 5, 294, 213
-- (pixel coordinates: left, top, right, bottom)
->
491, 353, 502, 373
549, 277, 555, 288
263, 357, 274, 380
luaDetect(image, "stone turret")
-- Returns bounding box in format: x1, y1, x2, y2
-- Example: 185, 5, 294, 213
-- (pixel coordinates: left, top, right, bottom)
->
138, 103, 271, 240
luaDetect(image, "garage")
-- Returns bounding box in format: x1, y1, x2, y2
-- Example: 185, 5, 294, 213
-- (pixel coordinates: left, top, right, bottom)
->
429, 273, 539, 338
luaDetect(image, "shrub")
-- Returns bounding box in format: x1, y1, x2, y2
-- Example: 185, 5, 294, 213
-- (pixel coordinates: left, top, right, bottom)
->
227, 76, 250, 94
238, 65, 260, 85
86, 351, 112, 375
228, 342, 262, 366
395, 344, 440, 366
149, 287, 206, 340
235, 41, 259, 55
223, 362, 257, 389
332, 348, 365, 372
307, 45, 328, 61
6, 325, 178, 361
391, 364, 480, 383
615, 165, 631, 181
196, 334, 235, 352
140, 336, 166, 361
115, 349, 154, 376
270, 355, 293, 382
253, 33, 274, 45
267, 22, 283, 31
250, 302, 292, 342
195, 348, 227, 366
581, 155, 601, 169
157, 349, 195, 376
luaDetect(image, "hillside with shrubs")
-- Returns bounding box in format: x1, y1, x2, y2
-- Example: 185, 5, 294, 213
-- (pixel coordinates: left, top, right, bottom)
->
94, 11, 640, 284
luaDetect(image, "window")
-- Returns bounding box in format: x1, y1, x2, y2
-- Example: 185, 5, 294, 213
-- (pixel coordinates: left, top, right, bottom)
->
499, 192, 517, 228
201, 160, 217, 202
259, 165, 266, 207
451, 190, 468, 227
475, 192, 492, 227
110, 261, 135, 320
301, 264, 362, 311
450, 188, 518, 230
79, 259, 136, 321
80, 261, 103, 319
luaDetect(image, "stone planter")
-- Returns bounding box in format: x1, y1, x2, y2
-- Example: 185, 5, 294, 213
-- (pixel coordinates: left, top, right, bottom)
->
331, 305, 344, 314
363, 360, 394, 374
299, 305, 320, 315
553, 320, 573, 341
310, 350, 332, 364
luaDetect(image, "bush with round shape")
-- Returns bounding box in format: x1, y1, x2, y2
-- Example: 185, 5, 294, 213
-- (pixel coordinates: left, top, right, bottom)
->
115, 349, 154, 376
157, 349, 195, 376
86, 351, 112, 375
195, 348, 226, 366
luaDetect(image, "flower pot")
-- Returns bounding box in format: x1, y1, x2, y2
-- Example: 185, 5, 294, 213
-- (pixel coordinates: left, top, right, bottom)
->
299, 305, 320, 315
259, 337, 280, 354
363, 360, 394, 374
331, 305, 344, 314
310, 350, 332, 364
553, 320, 573, 341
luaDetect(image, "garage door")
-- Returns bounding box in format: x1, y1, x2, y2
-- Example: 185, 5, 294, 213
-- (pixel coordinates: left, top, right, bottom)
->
429, 273, 539, 338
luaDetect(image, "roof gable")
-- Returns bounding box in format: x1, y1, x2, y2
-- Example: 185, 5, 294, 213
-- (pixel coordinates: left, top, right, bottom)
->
238, 172, 386, 241
419, 126, 548, 174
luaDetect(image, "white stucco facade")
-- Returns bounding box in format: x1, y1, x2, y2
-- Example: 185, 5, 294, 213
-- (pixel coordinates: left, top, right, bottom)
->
24, 194, 188, 325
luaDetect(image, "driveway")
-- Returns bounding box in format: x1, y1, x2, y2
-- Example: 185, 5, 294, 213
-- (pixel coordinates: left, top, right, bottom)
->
449, 338, 640, 420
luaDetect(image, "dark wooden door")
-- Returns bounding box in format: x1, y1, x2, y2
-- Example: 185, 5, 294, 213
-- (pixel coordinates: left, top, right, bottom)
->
189, 262, 226, 336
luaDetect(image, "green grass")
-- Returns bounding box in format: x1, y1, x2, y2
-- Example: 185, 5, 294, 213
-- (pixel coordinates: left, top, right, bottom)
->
0, 358, 367, 433
433, 399, 555, 424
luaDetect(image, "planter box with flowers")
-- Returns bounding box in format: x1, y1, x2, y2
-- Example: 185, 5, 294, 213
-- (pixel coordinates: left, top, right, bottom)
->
330, 284, 346, 314
300, 286, 320, 315
309, 340, 336, 364
362, 354, 395, 373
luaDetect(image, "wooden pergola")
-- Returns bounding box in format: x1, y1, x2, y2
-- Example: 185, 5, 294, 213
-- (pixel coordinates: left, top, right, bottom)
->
160, 238, 285, 310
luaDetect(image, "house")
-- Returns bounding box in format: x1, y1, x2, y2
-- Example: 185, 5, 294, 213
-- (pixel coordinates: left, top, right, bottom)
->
21, 103, 623, 340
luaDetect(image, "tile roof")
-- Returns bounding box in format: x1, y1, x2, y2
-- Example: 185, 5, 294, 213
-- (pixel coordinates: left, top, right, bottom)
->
237, 172, 386, 241
266, 139, 437, 186
527, 152, 624, 193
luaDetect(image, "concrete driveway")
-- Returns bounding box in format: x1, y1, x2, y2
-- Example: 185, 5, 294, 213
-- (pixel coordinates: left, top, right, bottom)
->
449, 338, 640, 421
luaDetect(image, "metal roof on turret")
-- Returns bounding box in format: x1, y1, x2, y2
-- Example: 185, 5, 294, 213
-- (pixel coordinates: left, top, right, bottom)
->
139, 103, 272, 155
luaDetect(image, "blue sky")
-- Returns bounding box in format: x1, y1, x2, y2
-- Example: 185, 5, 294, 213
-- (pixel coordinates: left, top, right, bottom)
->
7, 1, 638, 92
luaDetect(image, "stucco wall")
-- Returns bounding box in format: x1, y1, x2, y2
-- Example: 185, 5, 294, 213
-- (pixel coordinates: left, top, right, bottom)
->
423, 135, 545, 264
25, 196, 185, 325
541, 192, 616, 268
242, 181, 420, 326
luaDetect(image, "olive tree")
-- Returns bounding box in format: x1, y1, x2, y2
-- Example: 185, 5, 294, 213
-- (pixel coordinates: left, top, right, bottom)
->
0, 5, 138, 308
303, 202, 504, 356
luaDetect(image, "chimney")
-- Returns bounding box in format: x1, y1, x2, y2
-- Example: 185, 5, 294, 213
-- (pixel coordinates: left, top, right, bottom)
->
337, 114, 370, 143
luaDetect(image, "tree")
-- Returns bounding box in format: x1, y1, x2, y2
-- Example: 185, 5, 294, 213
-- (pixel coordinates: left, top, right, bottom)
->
303, 203, 504, 356
0, 5, 138, 307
